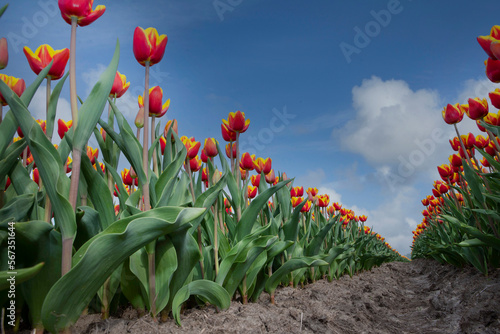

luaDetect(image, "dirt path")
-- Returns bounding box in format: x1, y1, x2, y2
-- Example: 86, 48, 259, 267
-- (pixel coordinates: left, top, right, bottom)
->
38, 259, 500, 333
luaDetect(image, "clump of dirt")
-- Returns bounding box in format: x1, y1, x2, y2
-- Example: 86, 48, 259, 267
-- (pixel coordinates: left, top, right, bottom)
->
15, 259, 500, 333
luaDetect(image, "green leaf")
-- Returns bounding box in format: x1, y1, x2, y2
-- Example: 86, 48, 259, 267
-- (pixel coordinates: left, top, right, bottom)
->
0, 4, 8, 18
0, 194, 36, 225
0, 138, 26, 183
171, 280, 230, 326
0, 263, 44, 291
72, 41, 119, 151
41, 207, 205, 333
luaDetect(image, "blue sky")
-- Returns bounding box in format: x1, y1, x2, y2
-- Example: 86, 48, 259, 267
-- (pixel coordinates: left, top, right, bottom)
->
1, 0, 499, 255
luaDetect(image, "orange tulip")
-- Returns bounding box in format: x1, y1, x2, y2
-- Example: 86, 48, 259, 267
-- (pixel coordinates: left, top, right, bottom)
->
204, 138, 218, 158
0, 74, 25, 106
253, 157, 272, 175
442, 103, 464, 124
110, 71, 130, 98
58, 0, 106, 26
223, 111, 250, 133
465, 98, 489, 120
138, 86, 170, 118
163, 119, 178, 141
23, 44, 69, 80
133, 26, 168, 67
0, 37, 8, 70
86, 146, 99, 165
489, 88, 500, 109
57, 119, 73, 139
477, 25, 500, 59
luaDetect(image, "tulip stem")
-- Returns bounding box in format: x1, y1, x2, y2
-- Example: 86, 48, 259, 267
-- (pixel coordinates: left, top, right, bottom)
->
69, 17, 78, 128
186, 160, 205, 279
453, 124, 473, 168
214, 199, 219, 278
43, 78, 53, 223
0, 104, 2, 125
151, 115, 158, 177
142, 61, 151, 211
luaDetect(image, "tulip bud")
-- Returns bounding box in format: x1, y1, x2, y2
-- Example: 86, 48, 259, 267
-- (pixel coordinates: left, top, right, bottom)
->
0, 37, 8, 70
489, 89, 500, 109
466, 98, 488, 120
135, 107, 144, 128
485, 57, 500, 83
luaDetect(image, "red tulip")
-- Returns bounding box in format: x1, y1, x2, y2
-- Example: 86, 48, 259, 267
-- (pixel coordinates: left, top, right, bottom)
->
253, 157, 272, 175
110, 71, 130, 98
138, 86, 170, 118
181, 136, 201, 160
466, 98, 489, 120
485, 57, 500, 83
442, 103, 464, 124
23, 44, 69, 80
333, 202, 342, 211
474, 135, 489, 149
247, 185, 258, 199
133, 26, 168, 67
480, 157, 491, 168
58, 0, 106, 27
187, 156, 202, 173
33, 168, 40, 186
477, 25, 500, 59
437, 164, 452, 180
0, 74, 25, 106
449, 137, 460, 151
250, 174, 261, 187
221, 123, 237, 141
359, 215, 367, 222
460, 133, 476, 149
290, 186, 304, 198
265, 169, 275, 184
489, 88, 500, 109
86, 146, 99, 165
307, 187, 318, 198
0, 37, 8, 70
57, 119, 73, 139
316, 194, 329, 207
225, 142, 237, 159
223, 111, 250, 133
121, 168, 138, 186
291, 197, 302, 208
203, 138, 218, 158
239, 152, 254, 170
301, 200, 312, 213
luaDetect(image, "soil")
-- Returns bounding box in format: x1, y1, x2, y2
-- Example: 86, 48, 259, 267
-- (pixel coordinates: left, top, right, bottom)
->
15, 259, 500, 334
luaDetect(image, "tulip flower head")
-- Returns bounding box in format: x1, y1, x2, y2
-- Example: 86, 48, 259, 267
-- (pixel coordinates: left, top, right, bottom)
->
223, 111, 250, 134
437, 164, 452, 180
221, 123, 237, 142
86, 146, 99, 165
138, 86, 170, 118
133, 26, 168, 67
23, 44, 69, 80
489, 88, 500, 109
474, 135, 489, 149
164, 119, 178, 141
225, 142, 237, 159
250, 174, 261, 187
442, 103, 464, 124
291, 197, 303, 208
253, 157, 272, 175
477, 25, 500, 59
265, 169, 276, 184
203, 138, 218, 158
466, 98, 489, 120
290, 186, 304, 198
187, 156, 202, 173
301, 200, 312, 213
57, 119, 73, 139
0, 74, 26, 106
121, 168, 138, 186
247, 185, 258, 199
58, 0, 106, 27
181, 136, 201, 160
485, 57, 500, 83
239, 152, 255, 170
0, 37, 8, 70
110, 71, 130, 98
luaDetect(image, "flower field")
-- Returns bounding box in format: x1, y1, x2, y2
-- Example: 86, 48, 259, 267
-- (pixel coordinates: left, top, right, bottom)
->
0, 2, 408, 333
411, 25, 500, 275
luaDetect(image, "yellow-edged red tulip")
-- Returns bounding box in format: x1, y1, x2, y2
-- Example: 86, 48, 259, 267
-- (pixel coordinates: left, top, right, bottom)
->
480, 156, 491, 168
163, 119, 178, 141
33, 168, 40, 186
58, 0, 106, 26
449, 153, 462, 167
333, 202, 342, 211
187, 156, 202, 173
485, 57, 500, 83
437, 164, 452, 180
484, 110, 500, 126
307, 187, 318, 199
138, 86, 170, 118
253, 157, 272, 175
466, 97, 489, 120
100, 127, 106, 142
203, 138, 218, 158
442, 103, 464, 124
121, 168, 138, 187
86, 146, 98, 165
35, 119, 47, 135
265, 169, 275, 184
159, 136, 166, 154
57, 119, 73, 139
477, 25, 500, 60
316, 194, 329, 207
250, 174, 261, 187
489, 88, 500, 109
474, 135, 489, 149
449, 137, 460, 151
0, 38, 7, 70
0, 74, 25, 106
460, 132, 476, 149
225, 142, 237, 159
247, 185, 258, 199
291, 197, 302, 208
421, 195, 434, 207
223, 110, 250, 133
239, 152, 254, 170
301, 200, 312, 213
181, 136, 201, 160
110, 71, 130, 98
290, 186, 304, 198
23, 44, 69, 80
133, 26, 168, 67
221, 123, 237, 142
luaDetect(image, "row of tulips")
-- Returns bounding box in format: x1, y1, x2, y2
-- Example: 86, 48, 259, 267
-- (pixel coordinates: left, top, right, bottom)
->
0, 2, 405, 333
411, 25, 500, 274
